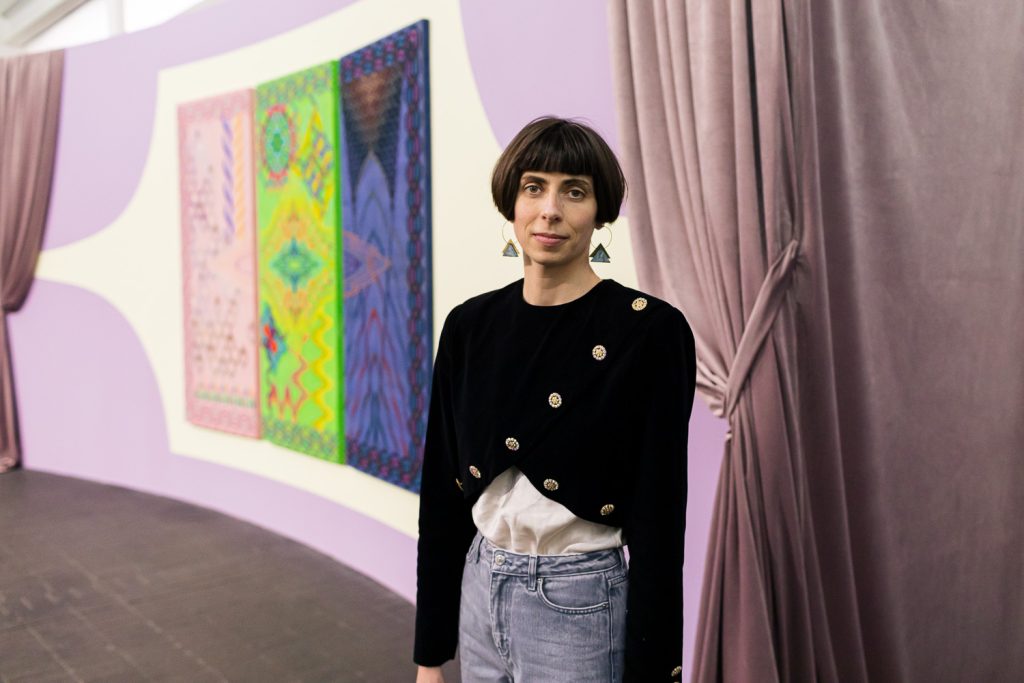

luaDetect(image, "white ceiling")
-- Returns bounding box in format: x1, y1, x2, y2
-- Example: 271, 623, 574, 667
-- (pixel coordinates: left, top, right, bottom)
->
0, 0, 90, 51
0, 0, 222, 54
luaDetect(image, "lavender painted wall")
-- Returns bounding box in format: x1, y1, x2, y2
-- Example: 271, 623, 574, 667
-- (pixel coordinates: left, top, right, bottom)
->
459, 0, 621, 152
45, 0, 360, 250
10, 281, 417, 601
13, 0, 727, 677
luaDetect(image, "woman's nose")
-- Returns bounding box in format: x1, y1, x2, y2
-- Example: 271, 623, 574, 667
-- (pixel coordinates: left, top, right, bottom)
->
540, 192, 562, 221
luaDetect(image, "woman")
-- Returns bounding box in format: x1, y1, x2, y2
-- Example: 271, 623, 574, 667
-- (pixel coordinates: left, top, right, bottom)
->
414, 117, 695, 682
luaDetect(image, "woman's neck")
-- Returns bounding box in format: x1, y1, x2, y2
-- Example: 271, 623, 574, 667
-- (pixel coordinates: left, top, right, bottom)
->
521, 263, 602, 307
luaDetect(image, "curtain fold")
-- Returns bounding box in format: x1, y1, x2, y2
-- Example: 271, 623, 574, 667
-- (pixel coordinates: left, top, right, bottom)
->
611, 0, 1024, 680
0, 50, 64, 472
611, 3, 833, 678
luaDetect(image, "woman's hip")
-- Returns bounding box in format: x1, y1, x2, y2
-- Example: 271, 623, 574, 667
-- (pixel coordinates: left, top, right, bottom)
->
459, 532, 628, 682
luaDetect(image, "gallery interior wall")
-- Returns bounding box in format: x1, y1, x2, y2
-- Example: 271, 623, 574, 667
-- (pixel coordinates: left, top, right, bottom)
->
8, 0, 728, 677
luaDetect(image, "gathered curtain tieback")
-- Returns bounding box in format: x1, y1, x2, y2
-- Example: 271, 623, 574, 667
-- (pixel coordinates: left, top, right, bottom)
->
696, 239, 800, 437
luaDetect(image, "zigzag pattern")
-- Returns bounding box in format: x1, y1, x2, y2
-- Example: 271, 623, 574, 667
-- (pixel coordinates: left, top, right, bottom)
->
266, 352, 307, 420
309, 308, 334, 431
255, 64, 342, 463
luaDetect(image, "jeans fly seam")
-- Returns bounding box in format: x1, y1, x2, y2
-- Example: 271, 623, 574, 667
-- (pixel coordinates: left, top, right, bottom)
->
489, 570, 511, 661
606, 573, 615, 682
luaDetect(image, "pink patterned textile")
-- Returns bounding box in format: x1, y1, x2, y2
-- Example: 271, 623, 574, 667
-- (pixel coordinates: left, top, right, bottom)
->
178, 91, 260, 437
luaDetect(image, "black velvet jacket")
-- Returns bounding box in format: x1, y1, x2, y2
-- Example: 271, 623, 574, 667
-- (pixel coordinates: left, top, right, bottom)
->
414, 278, 696, 682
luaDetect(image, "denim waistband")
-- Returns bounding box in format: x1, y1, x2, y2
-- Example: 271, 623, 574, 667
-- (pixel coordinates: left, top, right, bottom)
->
468, 532, 626, 577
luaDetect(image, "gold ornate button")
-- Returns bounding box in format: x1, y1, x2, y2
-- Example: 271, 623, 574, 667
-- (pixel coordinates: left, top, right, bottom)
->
469, 465, 482, 479
455, 478, 463, 490
543, 478, 559, 491
592, 344, 607, 361
631, 297, 648, 311
600, 504, 615, 516
505, 437, 520, 451
548, 392, 562, 408
671, 665, 683, 677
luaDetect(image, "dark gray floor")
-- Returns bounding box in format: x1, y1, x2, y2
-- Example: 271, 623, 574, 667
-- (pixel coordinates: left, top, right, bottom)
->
0, 470, 461, 683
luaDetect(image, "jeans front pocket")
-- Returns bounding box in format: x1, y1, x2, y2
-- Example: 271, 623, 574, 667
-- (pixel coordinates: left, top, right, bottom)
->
537, 571, 610, 615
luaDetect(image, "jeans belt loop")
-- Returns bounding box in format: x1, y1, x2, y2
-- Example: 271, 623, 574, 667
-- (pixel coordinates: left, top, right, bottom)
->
470, 533, 482, 564
527, 555, 538, 592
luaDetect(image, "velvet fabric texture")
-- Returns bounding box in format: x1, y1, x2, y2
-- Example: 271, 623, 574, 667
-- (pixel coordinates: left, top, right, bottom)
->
611, 0, 1023, 681
415, 279, 696, 682
0, 50, 64, 472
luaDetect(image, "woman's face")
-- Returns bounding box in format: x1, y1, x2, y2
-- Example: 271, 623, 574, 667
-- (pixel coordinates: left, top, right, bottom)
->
512, 170, 599, 272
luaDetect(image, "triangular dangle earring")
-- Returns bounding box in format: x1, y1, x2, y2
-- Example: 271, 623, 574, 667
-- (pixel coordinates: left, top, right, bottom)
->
501, 222, 520, 257
589, 243, 611, 263
589, 224, 612, 263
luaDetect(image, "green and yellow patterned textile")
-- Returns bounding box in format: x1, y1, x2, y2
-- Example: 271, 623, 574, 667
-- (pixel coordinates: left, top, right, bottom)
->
255, 63, 344, 463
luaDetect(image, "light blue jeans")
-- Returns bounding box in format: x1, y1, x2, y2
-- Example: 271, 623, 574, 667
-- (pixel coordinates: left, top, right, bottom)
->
458, 532, 628, 682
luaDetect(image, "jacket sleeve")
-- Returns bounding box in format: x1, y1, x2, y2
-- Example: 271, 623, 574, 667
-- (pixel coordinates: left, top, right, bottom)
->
622, 307, 696, 682
413, 306, 478, 666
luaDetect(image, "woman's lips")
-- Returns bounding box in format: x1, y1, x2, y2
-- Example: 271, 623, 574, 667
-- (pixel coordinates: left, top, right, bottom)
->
533, 233, 567, 246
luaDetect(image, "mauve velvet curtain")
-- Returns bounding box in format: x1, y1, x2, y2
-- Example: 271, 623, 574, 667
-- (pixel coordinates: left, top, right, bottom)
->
610, 0, 1023, 681
0, 50, 64, 472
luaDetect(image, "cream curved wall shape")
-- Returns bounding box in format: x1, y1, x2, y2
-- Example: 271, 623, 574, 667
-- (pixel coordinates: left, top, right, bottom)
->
34, 0, 640, 539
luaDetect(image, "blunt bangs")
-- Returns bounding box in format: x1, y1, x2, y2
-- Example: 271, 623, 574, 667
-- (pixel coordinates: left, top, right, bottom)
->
517, 124, 601, 179
491, 117, 626, 225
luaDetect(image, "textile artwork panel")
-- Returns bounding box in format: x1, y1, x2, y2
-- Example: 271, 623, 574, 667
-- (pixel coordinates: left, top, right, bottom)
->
255, 63, 345, 463
178, 90, 261, 437
339, 20, 432, 491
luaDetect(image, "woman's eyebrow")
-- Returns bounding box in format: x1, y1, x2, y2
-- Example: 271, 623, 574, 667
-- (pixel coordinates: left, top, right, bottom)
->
562, 177, 593, 190
519, 174, 593, 190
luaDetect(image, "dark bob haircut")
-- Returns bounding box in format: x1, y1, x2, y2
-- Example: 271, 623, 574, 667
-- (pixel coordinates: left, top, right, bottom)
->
491, 117, 626, 225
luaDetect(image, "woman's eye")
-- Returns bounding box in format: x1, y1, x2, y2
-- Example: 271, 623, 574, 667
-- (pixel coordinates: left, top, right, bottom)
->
524, 184, 541, 194
567, 188, 585, 199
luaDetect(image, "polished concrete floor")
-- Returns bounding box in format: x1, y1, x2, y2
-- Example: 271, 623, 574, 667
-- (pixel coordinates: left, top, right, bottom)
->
0, 470, 461, 683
